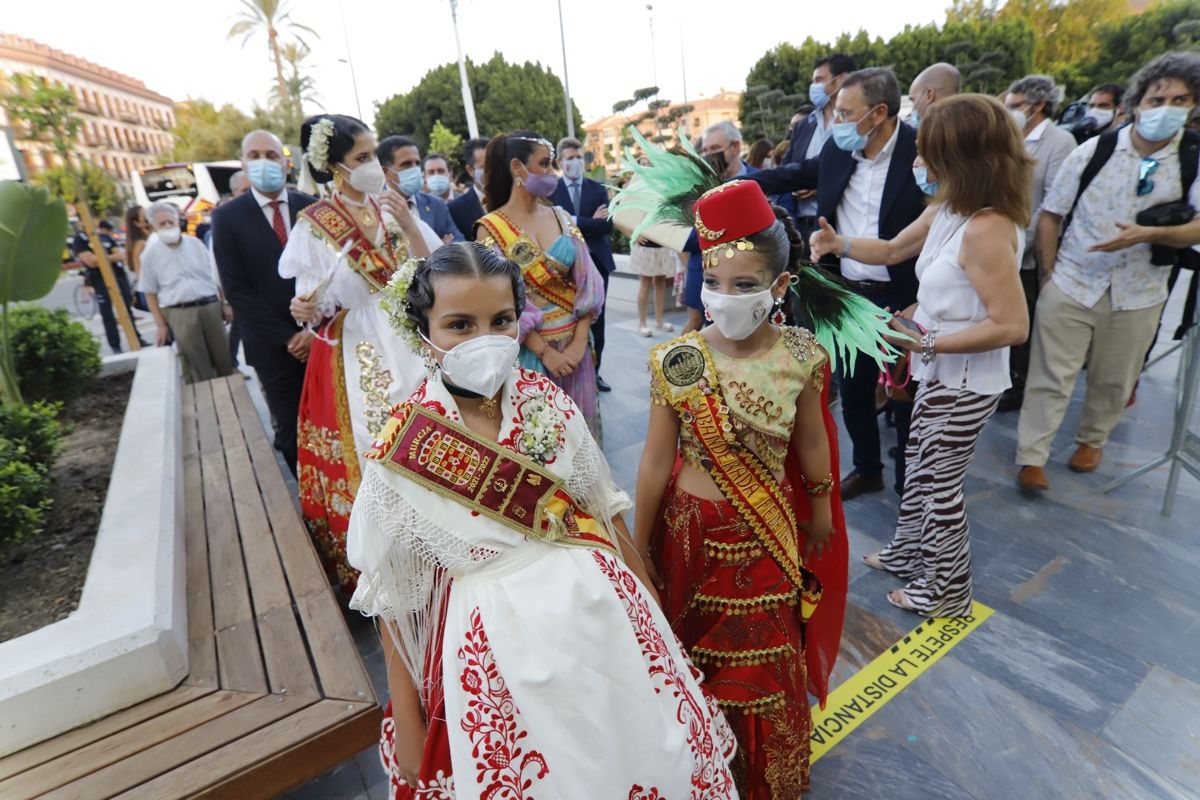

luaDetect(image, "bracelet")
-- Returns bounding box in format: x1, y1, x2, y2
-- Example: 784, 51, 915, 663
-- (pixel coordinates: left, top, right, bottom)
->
920, 332, 938, 365
800, 473, 834, 497
839, 235, 852, 258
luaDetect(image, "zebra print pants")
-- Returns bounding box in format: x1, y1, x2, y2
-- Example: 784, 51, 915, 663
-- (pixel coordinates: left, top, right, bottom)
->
877, 379, 1000, 617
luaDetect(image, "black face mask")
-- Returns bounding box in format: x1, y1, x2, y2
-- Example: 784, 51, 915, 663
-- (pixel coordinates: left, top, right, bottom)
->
705, 149, 728, 176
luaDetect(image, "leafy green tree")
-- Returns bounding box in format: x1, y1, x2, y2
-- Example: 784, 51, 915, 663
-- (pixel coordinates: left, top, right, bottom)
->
998, 0, 1127, 82
169, 99, 278, 162
33, 162, 123, 219
273, 41, 321, 120
428, 120, 464, 171
1077, 0, 1200, 97
375, 53, 584, 151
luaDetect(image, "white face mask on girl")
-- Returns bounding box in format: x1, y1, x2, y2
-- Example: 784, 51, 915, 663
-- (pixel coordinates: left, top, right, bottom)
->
422, 333, 519, 398
340, 160, 387, 195
700, 286, 775, 340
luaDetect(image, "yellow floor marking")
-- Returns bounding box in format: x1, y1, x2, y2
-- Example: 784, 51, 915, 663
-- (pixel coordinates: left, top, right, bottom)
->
810, 601, 995, 762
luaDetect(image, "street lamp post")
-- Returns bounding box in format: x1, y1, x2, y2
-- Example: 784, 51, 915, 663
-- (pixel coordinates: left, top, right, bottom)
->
647, 4, 658, 89
557, 0, 575, 139
338, 2, 363, 120
449, 0, 480, 139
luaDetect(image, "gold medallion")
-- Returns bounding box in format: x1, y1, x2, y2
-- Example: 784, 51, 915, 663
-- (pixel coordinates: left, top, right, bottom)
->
509, 239, 538, 268
663, 345, 706, 387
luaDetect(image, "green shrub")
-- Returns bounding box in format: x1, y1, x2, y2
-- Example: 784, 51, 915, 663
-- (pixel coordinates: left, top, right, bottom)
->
0, 437, 52, 544
0, 401, 62, 474
8, 306, 101, 405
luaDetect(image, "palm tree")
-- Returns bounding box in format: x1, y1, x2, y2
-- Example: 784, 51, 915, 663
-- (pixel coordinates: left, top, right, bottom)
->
273, 42, 321, 115
227, 0, 318, 120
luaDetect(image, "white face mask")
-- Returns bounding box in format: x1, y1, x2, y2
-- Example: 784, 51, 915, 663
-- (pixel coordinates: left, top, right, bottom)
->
561, 157, 584, 181
1086, 107, 1115, 128
156, 226, 182, 245
341, 160, 387, 195
423, 333, 519, 399
701, 286, 775, 340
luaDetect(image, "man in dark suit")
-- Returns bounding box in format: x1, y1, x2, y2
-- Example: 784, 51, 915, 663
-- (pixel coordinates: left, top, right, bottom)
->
378, 135, 463, 243
750, 67, 925, 499
449, 137, 489, 238
211, 129, 315, 474
551, 137, 615, 392
783, 53, 857, 244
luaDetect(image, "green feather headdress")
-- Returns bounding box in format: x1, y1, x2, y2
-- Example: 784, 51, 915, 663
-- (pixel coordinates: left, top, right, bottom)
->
608, 127, 901, 375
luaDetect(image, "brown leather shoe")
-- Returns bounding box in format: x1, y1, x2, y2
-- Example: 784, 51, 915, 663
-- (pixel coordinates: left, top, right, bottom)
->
840, 472, 885, 500
1068, 444, 1103, 473
1017, 465, 1049, 495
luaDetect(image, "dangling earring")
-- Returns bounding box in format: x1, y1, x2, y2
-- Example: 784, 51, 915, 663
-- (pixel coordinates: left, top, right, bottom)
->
771, 296, 787, 327
423, 348, 440, 380
332, 169, 345, 191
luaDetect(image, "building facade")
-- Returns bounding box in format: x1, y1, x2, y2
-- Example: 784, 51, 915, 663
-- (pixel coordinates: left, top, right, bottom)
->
0, 34, 175, 183
584, 89, 743, 173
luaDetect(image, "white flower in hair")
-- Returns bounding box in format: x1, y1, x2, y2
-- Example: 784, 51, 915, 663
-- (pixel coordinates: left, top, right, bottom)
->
379, 257, 423, 351
307, 117, 336, 174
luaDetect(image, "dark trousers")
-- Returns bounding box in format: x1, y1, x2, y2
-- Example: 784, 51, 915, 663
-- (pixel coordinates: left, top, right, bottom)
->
1009, 268, 1040, 393
228, 319, 242, 367
87, 266, 135, 352
838, 285, 913, 492
594, 267, 610, 370
253, 355, 307, 476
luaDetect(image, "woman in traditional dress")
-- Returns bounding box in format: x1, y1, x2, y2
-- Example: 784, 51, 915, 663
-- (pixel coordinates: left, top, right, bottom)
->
615, 133, 895, 798
348, 242, 737, 799
280, 113, 442, 594
472, 130, 606, 437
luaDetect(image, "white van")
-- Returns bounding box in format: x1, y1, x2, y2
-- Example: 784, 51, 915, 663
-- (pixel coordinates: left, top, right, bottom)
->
132, 160, 242, 232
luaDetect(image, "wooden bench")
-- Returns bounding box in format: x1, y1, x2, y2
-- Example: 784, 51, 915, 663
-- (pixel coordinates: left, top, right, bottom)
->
0, 375, 382, 799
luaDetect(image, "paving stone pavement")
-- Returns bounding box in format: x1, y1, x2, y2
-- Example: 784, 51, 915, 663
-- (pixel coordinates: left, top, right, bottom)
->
43, 269, 1199, 798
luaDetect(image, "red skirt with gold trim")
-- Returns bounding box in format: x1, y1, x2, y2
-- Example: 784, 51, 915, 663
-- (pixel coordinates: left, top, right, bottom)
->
297, 312, 362, 595
656, 483, 816, 798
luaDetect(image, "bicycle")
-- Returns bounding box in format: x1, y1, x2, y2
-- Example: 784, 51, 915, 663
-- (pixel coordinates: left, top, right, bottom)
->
73, 269, 96, 320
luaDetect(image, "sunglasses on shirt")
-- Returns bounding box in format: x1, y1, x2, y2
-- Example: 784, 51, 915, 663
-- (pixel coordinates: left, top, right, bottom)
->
1138, 157, 1159, 197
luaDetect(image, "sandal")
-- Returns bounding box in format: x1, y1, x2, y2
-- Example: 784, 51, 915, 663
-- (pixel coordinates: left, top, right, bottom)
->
862, 552, 888, 572
639, 327, 653, 337
657, 322, 675, 333
886, 588, 921, 613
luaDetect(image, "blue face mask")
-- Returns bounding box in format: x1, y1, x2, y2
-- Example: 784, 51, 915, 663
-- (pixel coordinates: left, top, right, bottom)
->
1136, 105, 1192, 143
809, 82, 829, 110
908, 109, 920, 129
912, 166, 938, 196
832, 108, 877, 152
246, 158, 285, 193
392, 165, 424, 196
427, 174, 451, 196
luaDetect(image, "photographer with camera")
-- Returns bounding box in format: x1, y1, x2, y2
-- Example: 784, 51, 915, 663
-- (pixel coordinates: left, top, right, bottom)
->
1016, 52, 1200, 494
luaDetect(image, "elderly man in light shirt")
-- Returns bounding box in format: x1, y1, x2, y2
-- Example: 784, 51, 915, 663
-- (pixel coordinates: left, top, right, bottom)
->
139, 201, 234, 383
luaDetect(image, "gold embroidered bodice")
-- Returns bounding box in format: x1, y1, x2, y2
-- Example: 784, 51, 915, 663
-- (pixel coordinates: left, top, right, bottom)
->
651, 327, 828, 472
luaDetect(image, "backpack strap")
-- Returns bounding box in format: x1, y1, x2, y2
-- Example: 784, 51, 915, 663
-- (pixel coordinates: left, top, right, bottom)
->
1059, 130, 1120, 245
1179, 129, 1200, 199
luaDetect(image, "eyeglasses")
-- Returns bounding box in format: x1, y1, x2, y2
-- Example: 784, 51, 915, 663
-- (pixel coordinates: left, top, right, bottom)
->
1138, 157, 1159, 196
833, 107, 874, 124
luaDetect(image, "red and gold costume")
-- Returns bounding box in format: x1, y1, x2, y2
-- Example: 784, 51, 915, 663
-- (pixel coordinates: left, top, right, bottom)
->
646, 180, 850, 798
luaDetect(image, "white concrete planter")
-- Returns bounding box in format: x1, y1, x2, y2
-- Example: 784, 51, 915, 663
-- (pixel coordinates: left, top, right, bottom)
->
0, 347, 187, 757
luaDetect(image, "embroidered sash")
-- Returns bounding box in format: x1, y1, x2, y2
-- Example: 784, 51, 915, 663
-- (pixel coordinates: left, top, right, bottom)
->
300, 199, 398, 292
368, 403, 617, 555
652, 333, 813, 610
478, 211, 578, 313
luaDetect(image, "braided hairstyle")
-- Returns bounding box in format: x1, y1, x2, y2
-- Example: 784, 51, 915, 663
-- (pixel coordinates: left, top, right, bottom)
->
404, 242, 527, 336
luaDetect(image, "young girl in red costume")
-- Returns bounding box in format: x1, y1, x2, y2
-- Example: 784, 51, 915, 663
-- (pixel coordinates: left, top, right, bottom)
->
614, 133, 897, 798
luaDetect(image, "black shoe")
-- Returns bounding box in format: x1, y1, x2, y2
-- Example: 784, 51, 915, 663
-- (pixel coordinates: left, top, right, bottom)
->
888, 446, 899, 459
597, 375, 612, 392
997, 388, 1023, 413
840, 472, 885, 500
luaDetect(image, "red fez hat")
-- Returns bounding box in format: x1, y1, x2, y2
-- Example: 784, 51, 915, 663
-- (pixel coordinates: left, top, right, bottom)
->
692, 179, 778, 269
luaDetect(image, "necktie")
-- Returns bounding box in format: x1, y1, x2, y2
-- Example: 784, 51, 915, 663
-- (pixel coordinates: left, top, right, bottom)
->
570, 182, 581, 215
269, 200, 288, 247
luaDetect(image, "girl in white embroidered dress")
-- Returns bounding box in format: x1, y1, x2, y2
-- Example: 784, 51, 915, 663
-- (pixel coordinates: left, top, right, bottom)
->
346, 243, 738, 800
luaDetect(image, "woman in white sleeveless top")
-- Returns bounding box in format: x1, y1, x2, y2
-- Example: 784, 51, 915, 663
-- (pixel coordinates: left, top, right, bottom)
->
810, 94, 1032, 616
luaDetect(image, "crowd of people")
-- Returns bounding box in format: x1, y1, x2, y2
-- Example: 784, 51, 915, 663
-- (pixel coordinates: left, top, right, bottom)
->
80, 45, 1200, 798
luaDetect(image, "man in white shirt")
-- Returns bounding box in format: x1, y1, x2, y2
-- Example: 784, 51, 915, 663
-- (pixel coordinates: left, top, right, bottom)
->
1017, 52, 1200, 492
1001, 75, 1079, 412
140, 201, 234, 384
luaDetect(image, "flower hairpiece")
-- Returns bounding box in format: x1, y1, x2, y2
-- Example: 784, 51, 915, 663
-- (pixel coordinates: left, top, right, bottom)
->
307, 117, 336, 174
508, 135, 555, 160
379, 257, 423, 351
